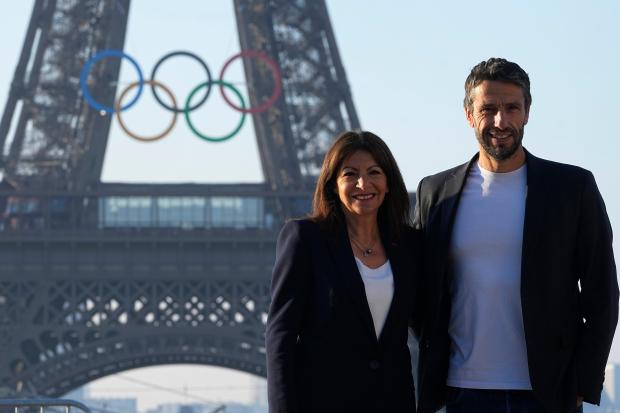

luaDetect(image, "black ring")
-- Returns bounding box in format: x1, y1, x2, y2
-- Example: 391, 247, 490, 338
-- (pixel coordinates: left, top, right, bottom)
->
150, 50, 213, 113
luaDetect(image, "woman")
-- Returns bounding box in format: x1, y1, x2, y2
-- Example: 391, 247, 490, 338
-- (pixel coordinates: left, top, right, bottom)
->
266, 130, 420, 413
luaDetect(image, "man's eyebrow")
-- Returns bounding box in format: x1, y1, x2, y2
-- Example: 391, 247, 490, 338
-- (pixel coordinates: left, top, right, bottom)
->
481, 100, 523, 108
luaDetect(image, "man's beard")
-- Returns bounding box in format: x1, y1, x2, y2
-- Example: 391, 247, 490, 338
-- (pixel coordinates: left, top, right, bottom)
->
476, 125, 524, 161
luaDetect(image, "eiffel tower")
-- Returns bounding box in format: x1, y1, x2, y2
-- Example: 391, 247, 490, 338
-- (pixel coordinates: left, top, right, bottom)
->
0, 0, 359, 397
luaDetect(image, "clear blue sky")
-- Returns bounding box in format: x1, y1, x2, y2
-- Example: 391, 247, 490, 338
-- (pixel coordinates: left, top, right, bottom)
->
1, 0, 619, 409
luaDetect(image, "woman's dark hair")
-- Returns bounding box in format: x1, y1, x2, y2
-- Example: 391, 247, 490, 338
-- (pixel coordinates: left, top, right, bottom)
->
310, 130, 411, 238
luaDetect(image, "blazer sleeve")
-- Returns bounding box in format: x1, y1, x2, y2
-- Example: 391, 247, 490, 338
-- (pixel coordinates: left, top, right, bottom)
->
413, 177, 427, 231
407, 226, 425, 339
266, 220, 312, 413
575, 171, 619, 404
411, 178, 430, 341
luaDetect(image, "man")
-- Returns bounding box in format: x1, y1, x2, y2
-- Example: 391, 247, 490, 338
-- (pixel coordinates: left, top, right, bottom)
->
414, 58, 618, 413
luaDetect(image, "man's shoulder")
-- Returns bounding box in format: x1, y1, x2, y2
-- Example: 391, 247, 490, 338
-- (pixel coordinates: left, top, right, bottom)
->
418, 159, 471, 193
528, 152, 593, 182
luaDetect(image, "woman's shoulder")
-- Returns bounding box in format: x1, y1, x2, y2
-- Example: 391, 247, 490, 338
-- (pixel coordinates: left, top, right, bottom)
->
279, 217, 323, 240
281, 217, 319, 231
276, 218, 327, 257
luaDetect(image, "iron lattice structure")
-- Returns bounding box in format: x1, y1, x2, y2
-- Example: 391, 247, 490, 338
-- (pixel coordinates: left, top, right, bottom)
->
235, 0, 360, 186
1, 268, 272, 396
0, 0, 131, 191
0, 0, 361, 398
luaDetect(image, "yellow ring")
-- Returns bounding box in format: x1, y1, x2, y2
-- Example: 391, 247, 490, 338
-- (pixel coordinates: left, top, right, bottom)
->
114, 80, 178, 142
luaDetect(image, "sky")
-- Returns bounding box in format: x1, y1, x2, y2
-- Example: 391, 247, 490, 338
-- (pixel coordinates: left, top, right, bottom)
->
1, 0, 619, 411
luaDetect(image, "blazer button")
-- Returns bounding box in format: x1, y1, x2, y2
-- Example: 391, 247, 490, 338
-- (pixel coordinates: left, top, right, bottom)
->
369, 360, 380, 370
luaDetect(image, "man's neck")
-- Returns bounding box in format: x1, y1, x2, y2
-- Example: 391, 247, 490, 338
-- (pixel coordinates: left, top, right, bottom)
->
478, 146, 526, 173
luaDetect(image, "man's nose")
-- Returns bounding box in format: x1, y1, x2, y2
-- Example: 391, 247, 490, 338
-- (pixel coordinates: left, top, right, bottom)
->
494, 110, 508, 128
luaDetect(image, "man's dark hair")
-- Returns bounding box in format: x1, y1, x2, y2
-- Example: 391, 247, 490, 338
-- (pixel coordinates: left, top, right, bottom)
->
464, 58, 532, 112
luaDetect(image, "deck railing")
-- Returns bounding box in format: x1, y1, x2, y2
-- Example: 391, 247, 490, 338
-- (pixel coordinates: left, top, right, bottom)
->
0, 398, 92, 413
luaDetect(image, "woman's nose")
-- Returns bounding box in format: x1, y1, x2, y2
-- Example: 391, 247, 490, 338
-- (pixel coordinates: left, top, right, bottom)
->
356, 176, 366, 189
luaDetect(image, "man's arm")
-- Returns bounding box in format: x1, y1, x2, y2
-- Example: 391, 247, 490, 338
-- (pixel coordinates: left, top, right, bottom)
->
575, 171, 619, 404
411, 178, 430, 339
413, 178, 427, 231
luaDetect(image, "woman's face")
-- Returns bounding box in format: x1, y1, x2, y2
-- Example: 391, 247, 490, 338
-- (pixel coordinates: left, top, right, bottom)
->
335, 150, 389, 219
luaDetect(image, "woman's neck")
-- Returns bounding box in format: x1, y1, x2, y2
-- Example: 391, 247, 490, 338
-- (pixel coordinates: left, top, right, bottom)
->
344, 214, 379, 243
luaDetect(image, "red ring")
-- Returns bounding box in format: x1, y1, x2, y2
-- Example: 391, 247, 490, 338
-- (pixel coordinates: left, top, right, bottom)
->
218, 50, 282, 114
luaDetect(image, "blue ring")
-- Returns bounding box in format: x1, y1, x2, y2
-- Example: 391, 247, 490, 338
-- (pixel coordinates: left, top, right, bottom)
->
80, 50, 144, 114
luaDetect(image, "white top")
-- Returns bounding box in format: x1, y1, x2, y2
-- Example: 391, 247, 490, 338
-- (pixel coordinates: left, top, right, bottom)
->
447, 162, 531, 390
355, 257, 394, 338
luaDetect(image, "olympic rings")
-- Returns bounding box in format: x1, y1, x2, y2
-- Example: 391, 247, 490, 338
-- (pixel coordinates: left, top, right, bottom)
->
185, 80, 246, 143
115, 80, 178, 142
150, 51, 212, 114
219, 50, 282, 114
81, 50, 144, 114
80, 48, 282, 143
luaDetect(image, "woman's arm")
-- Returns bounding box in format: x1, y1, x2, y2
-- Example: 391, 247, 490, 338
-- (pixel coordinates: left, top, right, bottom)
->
266, 220, 312, 413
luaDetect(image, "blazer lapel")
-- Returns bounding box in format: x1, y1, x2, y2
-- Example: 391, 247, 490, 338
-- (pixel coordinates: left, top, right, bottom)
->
419, 154, 478, 331
521, 149, 547, 290
325, 224, 378, 342
436, 154, 478, 275
376, 232, 405, 344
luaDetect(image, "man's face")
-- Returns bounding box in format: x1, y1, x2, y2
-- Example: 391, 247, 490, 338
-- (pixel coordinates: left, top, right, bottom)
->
465, 80, 529, 161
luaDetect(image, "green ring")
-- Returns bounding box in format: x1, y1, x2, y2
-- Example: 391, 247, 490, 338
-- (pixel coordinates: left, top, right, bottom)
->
184, 80, 247, 142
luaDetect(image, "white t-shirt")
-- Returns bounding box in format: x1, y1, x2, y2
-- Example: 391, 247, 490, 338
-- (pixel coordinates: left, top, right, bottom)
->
447, 162, 531, 390
355, 257, 394, 338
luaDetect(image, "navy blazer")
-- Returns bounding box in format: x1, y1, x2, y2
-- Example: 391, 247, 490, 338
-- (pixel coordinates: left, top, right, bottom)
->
266, 218, 420, 413
414, 150, 618, 413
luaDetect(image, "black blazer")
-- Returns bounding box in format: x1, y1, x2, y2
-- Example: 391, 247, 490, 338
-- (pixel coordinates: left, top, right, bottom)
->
413, 149, 618, 413
266, 218, 420, 413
